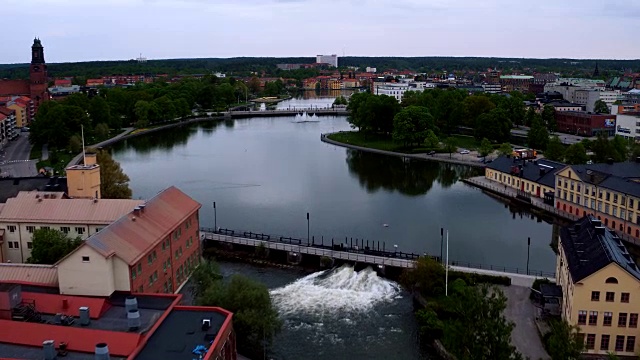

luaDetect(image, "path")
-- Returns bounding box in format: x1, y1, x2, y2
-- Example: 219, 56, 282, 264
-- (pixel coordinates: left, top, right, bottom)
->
0, 134, 37, 177
502, 285, 550, 360
66, 127, 135, 167
320, 133, 492, 168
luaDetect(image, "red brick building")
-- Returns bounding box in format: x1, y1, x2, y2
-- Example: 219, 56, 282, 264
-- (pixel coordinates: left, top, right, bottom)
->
555, 111, 617, 136
0, 38, 49, 109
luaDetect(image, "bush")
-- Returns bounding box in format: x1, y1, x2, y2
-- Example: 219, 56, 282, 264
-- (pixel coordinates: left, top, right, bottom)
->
449, 271, 511, 286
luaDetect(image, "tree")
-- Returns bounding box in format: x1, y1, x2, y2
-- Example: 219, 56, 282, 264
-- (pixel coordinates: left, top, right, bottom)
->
594, 99, 609, 114
498, 143, 513, 157
190, 260, 222, 298
475, 108, 512, 143
134, 100, 151, 128
89, 95, 111, 127
543, 319, 584, 360
95, 123, 110, 141
463, 95, 495, 127
248, 76, 261, 94
527, 116, 550, 150
28, 228, 82, 264
94, 148, 132, 199
564, 143, 589, 165
444, 137, 457, 158
545, 136, 565, 162
68, 134, 83, 154
423, 130, 440, 149
479, 138, 493, 161
196, 268, 282, 359
542, 105, 557, 132
392, 106, 436, 147
524, 106, 536, 127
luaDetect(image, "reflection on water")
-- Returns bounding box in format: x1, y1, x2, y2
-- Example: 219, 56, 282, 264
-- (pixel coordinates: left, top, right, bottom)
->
346, 149, 481, 196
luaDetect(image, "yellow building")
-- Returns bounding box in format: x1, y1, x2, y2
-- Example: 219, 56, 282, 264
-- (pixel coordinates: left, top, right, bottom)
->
557, 216, 640, 356
554, 161, 640, 240
6, 102, 27, 128
66, 151, 101, 199
484, 156, 564, 200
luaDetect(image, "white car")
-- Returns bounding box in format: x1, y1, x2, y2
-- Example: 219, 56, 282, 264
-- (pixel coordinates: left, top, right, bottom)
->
459, 149, 470, 155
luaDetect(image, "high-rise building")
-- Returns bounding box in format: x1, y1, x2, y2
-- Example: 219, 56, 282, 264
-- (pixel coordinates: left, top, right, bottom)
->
316, 54, 338, 67
0, 38, 49, 111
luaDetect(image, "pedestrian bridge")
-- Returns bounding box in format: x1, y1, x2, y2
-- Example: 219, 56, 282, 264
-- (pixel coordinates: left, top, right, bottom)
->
228, 108, 348, 118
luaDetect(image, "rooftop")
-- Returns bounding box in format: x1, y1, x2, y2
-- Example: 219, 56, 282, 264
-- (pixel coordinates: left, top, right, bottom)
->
0, 192, 143, 225
0, 264, 58, 287
560, 216, 640, 283
568, 160, 640, 198
486, 156, 566, 188
0, 177, 68, 204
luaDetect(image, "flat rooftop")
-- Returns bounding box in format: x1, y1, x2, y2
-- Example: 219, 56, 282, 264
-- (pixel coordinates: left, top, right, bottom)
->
134, 308, 227, 360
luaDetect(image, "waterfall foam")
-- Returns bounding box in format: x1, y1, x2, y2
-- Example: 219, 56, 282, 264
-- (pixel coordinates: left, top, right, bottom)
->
270, 265, 401, 316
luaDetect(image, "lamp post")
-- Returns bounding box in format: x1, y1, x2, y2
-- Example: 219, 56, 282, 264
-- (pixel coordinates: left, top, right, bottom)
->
306, 212, 310, 245
445, 230, 449, 297
440, 228, 444, 264
526, 237, 531, 275
213, 202, 217, 231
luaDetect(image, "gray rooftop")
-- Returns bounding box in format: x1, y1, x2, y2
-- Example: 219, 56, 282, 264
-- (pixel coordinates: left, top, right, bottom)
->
570, 161, 640, 198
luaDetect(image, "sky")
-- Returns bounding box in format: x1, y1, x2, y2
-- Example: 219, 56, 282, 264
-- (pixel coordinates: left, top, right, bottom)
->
3, 0, 640, 63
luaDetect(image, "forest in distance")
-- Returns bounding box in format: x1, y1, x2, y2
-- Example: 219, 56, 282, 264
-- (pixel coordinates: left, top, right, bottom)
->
1, 55, 639, 80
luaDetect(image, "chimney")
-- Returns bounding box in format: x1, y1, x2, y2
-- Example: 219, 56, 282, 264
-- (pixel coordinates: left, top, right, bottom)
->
43, 340, 56, 360
592, 219, 602, 227
62, 299, 69, 309
79, 306, 90, 326
595, 226, 606, 236
84, 152, 97, 166
127, 309, 141, 331
125, 296, 138, 313
574, 224, 581, 232
607, 158, 614, 164
95, 343, 110, 360
133, 206, 141, 215
539, 168, 546, 176
139, 204, 146, 213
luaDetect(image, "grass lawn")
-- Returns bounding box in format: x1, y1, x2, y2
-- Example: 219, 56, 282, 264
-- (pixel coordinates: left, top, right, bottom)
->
327, 131, 403, 152
36, 150, 75, 175
449, 134, 480, 150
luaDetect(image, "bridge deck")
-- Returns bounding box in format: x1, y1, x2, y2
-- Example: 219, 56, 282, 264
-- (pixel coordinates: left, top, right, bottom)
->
202, 232, 417, 268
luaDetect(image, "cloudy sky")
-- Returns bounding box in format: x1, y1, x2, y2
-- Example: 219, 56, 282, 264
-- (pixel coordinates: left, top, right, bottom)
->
3, 0, 640, 63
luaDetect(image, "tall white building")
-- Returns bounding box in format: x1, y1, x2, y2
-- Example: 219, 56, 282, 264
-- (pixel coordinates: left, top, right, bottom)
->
316, 54, 338, 68
373, 83, 430, 102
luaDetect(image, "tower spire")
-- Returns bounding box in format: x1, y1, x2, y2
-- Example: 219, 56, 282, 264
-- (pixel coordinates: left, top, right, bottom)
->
593, 62, 600, 77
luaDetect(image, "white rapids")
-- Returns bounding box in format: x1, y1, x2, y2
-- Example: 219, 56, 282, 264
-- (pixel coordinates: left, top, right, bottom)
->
270, 265, 401, 316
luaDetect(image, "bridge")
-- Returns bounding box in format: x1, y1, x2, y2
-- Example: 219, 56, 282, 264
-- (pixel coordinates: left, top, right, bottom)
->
227, 108, 348, 118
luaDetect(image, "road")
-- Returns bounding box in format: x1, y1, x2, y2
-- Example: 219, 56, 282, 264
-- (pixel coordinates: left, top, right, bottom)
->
0, 133, 38, 177
502, 285, 551, 360
511, 126, 596, 145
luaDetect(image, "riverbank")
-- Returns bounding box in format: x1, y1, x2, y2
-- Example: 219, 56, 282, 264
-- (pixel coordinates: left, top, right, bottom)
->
321, 132, 487, 168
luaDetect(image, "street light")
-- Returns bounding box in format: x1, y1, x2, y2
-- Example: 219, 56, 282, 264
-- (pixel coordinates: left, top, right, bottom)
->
440, 228, 444, 264
213, 202, 217, 231
526, 237, 531, 275
306, 212, 310, 245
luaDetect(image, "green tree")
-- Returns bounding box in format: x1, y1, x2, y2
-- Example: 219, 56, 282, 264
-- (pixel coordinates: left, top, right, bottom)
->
94, 123, 110, 141
479, 138, 493, 161
68, 134, 83, 154
94, 149, 132, 199
88, 95, 111, 127
545, 136, 565, 162
423, 130, 440, 149
444, 137, 457, 159
475, 108, 512, 143
190, 260, 222, 298
174, 98, 191, 118
524, 106, 536, 127
463, 95, 496, 127
564, 143, 589, 165
542, 105, 557, 132
28, 228, 82, 264
527, 116, 550, 150
248, 76, 262, 94
543, 319, 584, 360
197, 272, 282, 359
498, 143, 513, 157
134, 100, 151, 128
594, 99, 609, 114
392, 106, 436, 147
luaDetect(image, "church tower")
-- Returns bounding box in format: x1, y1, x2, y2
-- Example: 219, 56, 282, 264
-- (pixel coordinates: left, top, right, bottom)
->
29, 38, 48, 108
593, 62, 600, 77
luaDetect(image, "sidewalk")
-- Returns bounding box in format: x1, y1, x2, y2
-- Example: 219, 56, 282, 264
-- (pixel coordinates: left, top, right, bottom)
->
66, 127, 135, 167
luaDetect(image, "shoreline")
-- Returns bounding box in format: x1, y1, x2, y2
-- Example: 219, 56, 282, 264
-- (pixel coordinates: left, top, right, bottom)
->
320, 132, 487, 168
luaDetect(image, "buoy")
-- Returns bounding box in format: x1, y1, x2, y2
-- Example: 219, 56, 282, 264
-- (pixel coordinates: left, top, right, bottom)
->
383, 224, 389, 227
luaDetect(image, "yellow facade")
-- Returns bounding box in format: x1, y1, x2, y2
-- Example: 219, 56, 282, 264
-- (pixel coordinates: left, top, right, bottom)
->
557, 239, 640, 355
555, 166, 640, 238
66, 153, 101, 199
484, 168, 554, 198
7, 103, 27, 128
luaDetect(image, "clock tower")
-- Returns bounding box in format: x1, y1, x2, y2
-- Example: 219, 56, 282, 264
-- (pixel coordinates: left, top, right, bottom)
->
29, 38, 48, 108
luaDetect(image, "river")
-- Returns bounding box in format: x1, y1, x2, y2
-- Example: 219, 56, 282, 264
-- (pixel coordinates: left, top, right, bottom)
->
111, 94, 557, 359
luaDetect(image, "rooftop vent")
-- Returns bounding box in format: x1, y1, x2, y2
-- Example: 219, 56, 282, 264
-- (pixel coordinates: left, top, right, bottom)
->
636, 156, 640, 163
79, 306, 90, 326
133, 206, 141, 215
202, 318, 211, 331
127, 309, 141, 331
592, 219, 602, 227
574, 224, 581, 232
607, 158, 614, 165
95, 343, 110, 360
93, 198, 98, 203
125, 296, 138, 313
43, 340, 56, 360
139, 204, 146, 212
594, 226, 606, 236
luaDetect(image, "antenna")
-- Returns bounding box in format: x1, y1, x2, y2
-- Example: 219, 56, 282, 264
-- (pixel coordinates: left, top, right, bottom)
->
81, 125, 86, 165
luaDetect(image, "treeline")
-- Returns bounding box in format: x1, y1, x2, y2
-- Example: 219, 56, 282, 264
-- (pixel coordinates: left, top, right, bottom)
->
2, 56, 638, 80
29, 76, 251, 152
347, 88, 527, 146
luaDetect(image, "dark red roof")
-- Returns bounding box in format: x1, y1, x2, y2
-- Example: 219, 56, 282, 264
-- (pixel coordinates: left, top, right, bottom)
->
0, 80, 30, 97
23, 292, 110, 319
0, 107, 15, 116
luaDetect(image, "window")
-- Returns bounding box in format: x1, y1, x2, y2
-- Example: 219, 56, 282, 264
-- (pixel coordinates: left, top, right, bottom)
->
8, 242, 19, 249
41, 226, 50, 230
153, 251, 157, 260
585, 185, 589, 195
558, 179, 562, 186
578, 310, 587, 325
631, 199, 635, 208
7, 225, 16, 233
585, 334, 596, 350
630, 313, 638, 328
622, 292, 630, 303
571, 182, 575, 191
605, 204, 610, 213
613, 207, 618, 217
26, 226, 35, 233
60, 226, 70, 234
589, 311, 598, 325
147, 254, 153, 265
614, 194, 618, 203
616, 335, 625, 351
606, 192, 611, 201
96, 227, 103, 233
137, 263, 142, 273
606, 277, 618, 284
75, 227, 85, 235
27, 242, 33, 249
598, 202, 602, 211
131, 269, 136, 280
604, 312, 613, 326
627, 336, 636, 352
592, 291, 600, 301
82, 256, 90, 263
149, 275, 153, 286
175, 250, 179, 260
138, 285, 143, 293
599, 191, 603, 199
163, 261, 167, 272
606, 292, 614, 302
621, 210, 626, 220
577, 184, 581, 192
619, 313, 628, 327
577, 195, 581, 204
601, 334, 610, 351
591, 199, 596, 209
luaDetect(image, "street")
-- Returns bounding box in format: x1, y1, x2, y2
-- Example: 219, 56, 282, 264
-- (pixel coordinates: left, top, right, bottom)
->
502, 285, 550, 360
511, 126, 596, 145
0, 134, 38, 177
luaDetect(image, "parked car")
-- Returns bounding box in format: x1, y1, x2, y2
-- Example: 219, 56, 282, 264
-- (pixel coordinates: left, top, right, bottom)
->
459, 149, 470, 155
428, 151, 436, 156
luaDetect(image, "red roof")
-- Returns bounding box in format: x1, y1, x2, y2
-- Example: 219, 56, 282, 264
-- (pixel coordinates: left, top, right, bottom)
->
0, 264, 58, 287
0, 319, 141, 357
0, 113, 6, 121
54, 79, 72, 86
0, 80, 29, 97
22, 292, 110, 319
0, 107, 15, 116
83, 186, 201, 265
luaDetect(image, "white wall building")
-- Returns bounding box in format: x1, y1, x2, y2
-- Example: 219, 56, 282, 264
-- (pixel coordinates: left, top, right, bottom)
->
574, 89, 622, 112
482, 83, 502, 94
316, 54, 338, 67
613, 106, 640, 141
0, 192, 143, 263
373, 83, 429, 102
366, 67, 377, 73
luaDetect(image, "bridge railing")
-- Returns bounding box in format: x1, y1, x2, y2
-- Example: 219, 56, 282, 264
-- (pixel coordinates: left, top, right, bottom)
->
449, 260, 555, 278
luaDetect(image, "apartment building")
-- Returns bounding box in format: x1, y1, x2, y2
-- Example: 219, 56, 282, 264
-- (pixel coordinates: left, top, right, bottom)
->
613, 104, 640, 141
484, 156, 565, 201
555, 111, 616, 137
554, 161, 640, 239
557, 216, 640, 356
57, 186, 201, 297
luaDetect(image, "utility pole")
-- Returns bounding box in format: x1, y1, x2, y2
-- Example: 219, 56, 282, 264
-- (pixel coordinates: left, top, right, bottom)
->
307, 212, 310, 245
527, 237, 531, 275
440, 228, 444, 264
445, 231, 449, 297
213, 202, 217, 231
